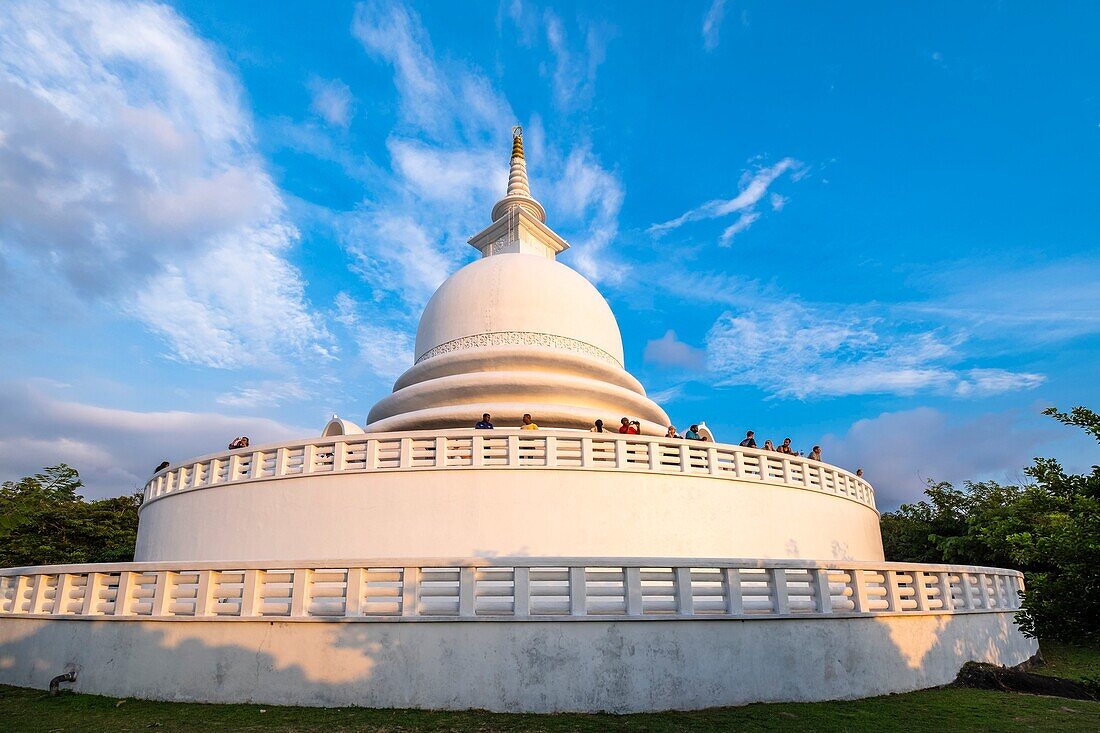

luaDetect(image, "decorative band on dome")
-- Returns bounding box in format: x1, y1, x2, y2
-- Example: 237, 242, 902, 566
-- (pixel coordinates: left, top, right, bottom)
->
415, 331, 623, 368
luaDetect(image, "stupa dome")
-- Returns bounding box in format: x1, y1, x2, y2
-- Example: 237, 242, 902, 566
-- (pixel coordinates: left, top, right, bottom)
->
365, 127, 670, 433
414, 253, 625, 367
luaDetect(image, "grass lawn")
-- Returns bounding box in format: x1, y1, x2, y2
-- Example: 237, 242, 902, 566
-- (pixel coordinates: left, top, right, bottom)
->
1, 643, 1096, 733
1035, 641, 1100, 684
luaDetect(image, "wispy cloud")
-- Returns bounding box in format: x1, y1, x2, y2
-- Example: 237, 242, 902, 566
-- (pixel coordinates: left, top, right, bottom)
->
0, 380, 308, 498
333, 292, 415, 382
0, 0, 328, 369
702, 0, 726, 52
648, 157, 803, 244
901, 258, 1100, 345
307, 76, 354, 127
543, 10, 613, 110
644, 330, 706, 370
955, 369, 1046, 397
348, 0, 628, 292
704, 300, 1045, 399
822, 407, 1053, 508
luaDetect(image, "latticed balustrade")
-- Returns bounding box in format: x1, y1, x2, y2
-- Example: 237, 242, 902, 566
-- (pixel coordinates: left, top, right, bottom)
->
0, 558, 1020, 621
144, 429, 876, 510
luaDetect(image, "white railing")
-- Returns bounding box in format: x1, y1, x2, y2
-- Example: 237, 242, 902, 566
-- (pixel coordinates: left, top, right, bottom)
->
143, 429, 876, 509
0, 558, 1021, 621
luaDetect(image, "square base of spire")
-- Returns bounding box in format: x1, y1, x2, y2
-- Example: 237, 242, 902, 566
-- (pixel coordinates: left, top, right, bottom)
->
468, 205, 570, 260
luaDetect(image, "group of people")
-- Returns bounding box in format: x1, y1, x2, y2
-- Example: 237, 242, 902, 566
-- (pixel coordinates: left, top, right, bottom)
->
475, 413, 541, 430
164, 421, 864, 478
661, 423, 708, 441
737, 430, 822, 461
221, 424, 837, 467
476, 413, 715, 441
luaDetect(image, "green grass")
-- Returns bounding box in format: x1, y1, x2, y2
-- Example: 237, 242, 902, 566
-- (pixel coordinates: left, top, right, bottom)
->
2, 643, 1097, 733
1037, 641, 1100, 683
3, 686, 1098, 733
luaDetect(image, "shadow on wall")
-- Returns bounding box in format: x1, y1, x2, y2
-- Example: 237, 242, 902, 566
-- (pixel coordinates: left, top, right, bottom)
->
0, 611, 1037, 712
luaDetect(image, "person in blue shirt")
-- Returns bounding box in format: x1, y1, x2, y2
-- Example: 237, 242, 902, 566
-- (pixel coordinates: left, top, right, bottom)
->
475, 413, 494, 429
684, 424, 701, 440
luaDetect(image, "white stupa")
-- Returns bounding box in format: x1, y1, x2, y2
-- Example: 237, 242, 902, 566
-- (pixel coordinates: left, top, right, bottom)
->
0, 128, 1036, 713
368, 128, 670, 435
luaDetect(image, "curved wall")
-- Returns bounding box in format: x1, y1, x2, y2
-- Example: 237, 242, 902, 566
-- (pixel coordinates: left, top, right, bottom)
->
0, 613, 1036, 711
135, 468, 884, 562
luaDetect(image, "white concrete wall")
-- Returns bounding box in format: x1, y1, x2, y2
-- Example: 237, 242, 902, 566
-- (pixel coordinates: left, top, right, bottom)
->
0, 613, 1036, 712
135, 469, 884, 562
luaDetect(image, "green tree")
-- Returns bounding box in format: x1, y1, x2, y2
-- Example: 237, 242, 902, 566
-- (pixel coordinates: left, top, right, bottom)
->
880, 406, 1100, 642
0, 464, 142, 567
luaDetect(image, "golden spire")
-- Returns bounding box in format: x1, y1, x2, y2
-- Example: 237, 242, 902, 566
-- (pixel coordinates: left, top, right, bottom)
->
505, 125, 531, 199
471, 126, 567, 258
491, 125, 544, 222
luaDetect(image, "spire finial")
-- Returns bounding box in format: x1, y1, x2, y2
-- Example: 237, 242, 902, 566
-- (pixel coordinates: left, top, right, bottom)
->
470, 126, 567, 258
505, 126, 531, 199
511, 125, 524, 159
489, 125, 546, 224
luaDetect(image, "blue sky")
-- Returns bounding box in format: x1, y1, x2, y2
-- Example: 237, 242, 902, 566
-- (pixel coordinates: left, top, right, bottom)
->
0, 0, 1097, 505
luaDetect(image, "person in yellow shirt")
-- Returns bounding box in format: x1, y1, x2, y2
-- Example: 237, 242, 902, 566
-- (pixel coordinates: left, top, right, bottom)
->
520, 413, 539, 429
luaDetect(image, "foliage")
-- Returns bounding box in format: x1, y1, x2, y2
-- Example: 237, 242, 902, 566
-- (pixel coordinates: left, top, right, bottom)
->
880, 407, 1100, 643
0, 465, 141, 567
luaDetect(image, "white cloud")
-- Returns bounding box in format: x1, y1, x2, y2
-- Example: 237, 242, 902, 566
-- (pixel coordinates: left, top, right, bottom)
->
543, 10, 612, 110
545, 141, 627, 283
0, 0, 328, 369
704, 301, 1045, 399
822, 407, 1053, 508
702, 0, 727, 52
647, 383, 686, 405
719, 210, 760, 244
308, 76, 354, 127
388, 139, 502, 205
0, 380, 308, 499
648, 157, 802, 244
347, 0, 629, 302
644, 330, 706, 370
334, 292, 414, 381
902, 258, 1100, 345
215, 380, 311, 409
955, 368, 1046, 397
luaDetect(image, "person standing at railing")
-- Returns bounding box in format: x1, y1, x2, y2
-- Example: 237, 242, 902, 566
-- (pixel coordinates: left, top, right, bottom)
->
475, 413, 494, 429
521, 413, 539, 429
808, 446, 822, 461
590, 419, 605, 432
618, 417, 638, 434
762, 439, 776, 451
684, 425, 701, 440
228, 436, 249, 450
739, 430, 757, 448
856, 467, 864, 477
776, 438, 796, 455
665, 425, 680, 438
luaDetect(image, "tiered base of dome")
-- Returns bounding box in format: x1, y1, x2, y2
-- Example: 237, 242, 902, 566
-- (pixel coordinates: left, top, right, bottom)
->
367, 346, 670, 433
133, 429, 882, 562
0, 556, 1036, 711
0, 431, 1037, 710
